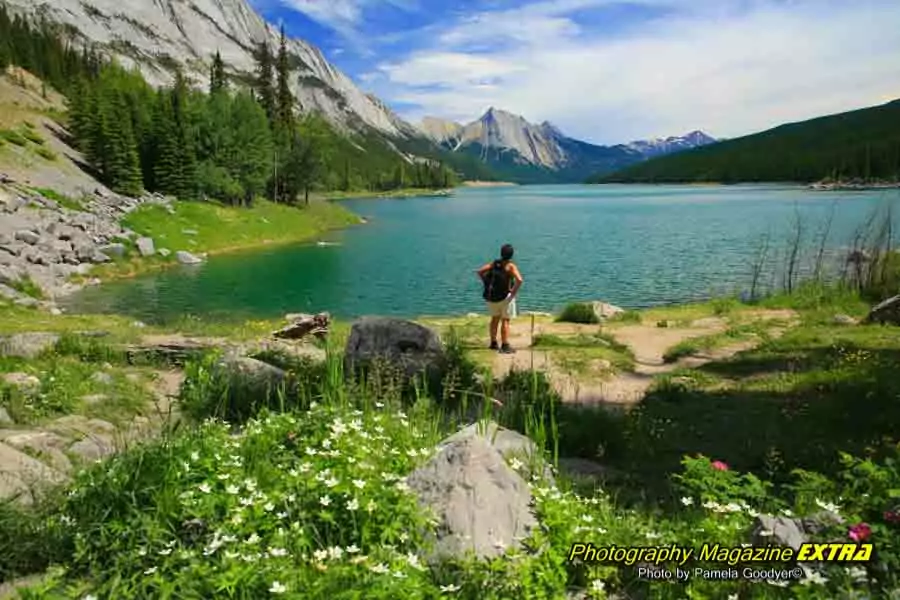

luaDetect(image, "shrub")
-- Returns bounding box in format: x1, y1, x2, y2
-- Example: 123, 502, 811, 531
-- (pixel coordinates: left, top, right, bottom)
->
556, 302, 599, 324
0, 129, 27, 146
21, 128, 44, 145
34, 146, 57, 161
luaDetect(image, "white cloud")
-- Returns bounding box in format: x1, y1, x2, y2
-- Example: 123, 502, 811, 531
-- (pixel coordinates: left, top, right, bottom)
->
369, 0, 900, 143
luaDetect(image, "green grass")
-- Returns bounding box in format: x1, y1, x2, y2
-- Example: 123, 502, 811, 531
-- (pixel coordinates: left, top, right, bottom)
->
32, 187, 84, 211
2, 291, 900, 598
0, 353, 151, 425
7, 274, 45, 299
20, 127, 44, 145
34, 146, 56, 161
0, 128, 28, 146
661, 322, 769, 363
123, 198, 361, 255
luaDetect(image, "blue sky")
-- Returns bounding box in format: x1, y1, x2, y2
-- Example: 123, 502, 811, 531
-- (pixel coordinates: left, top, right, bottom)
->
250, 0, 900, 145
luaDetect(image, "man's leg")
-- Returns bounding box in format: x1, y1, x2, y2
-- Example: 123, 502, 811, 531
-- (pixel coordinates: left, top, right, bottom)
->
489, 316, 500, 349
501, 318, 510, 345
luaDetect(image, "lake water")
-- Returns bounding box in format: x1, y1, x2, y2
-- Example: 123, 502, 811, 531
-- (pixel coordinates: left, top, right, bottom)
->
63, 184, 899, 324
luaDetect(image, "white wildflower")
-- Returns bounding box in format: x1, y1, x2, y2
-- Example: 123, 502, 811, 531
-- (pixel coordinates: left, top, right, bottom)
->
347, 498, 360, 511
144, 566, 157, 575
440, 583, 461, 593
681, 497, 694, 506
158, 548, 172, 556
264, 502, 275, 512
199, 483, 211, 494
226, 484, 240, 495
269, 547, 288, 557
591, 579, 605, 592
328, 546, 344, 560
815, 498, 841, 514
353, 479, 366, 489
848, 566, 867, 582
346, 544, 360, 553
366, 499, 377, 513
509, 458, 524, 471
191, 452, 200, 461
320, 495, 331, 507
269, 581, 287, 594
245, 533, 260, 545
314, 549, 328, 562
324, 477, 339, 488
371, 562, 389, 574
801, 571, 828, 586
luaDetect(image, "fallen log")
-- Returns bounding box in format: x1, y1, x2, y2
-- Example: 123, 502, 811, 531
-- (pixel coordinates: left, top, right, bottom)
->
272, 312, 330, 341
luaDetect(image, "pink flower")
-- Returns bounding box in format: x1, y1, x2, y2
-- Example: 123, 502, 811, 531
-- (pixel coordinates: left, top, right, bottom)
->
711, 460, 729, 471
849, 523, 872, 542
884, 510, 900, 524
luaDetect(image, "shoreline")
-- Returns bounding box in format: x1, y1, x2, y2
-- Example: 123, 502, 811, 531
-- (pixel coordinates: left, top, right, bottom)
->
60, 202, 367, 296
319, 187, 454, 201
461, 180, 519, 187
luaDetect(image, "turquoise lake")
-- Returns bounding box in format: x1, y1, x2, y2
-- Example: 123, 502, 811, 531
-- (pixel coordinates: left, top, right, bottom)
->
63, 184, 899, 324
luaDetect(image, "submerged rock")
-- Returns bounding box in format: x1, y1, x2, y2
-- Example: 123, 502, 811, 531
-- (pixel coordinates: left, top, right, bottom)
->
176, 250, 203, 265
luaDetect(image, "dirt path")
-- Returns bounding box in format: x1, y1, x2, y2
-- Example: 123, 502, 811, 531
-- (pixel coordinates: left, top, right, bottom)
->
490, 310, 798, 406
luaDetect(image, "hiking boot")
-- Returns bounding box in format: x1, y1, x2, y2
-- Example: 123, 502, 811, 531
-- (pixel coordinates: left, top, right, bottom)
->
489, 340, 499, 350
499, 344, 516, 354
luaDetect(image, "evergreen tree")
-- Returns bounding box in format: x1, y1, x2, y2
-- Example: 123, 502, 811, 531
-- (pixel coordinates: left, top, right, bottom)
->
254, 41, 275, 125
171, 70, 198, 199
151, 90, 182, 197
275, 25, 293, 134
209, 50, 226, 95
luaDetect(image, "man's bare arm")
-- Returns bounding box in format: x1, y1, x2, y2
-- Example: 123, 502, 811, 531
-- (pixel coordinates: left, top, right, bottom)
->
508, 264, 523, 297
476, 262, 492, 278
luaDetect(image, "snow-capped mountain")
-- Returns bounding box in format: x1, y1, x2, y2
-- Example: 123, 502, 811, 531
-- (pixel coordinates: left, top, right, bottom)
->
417, 109, 716, 182
1, 0, 413, 138
625, 131, 717, 158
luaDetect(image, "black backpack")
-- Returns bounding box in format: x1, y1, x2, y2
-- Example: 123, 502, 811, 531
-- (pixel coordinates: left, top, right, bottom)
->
482, 259, 511, 302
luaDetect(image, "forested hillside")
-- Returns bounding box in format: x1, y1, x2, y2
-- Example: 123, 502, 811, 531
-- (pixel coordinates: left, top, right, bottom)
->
0, 7, 459, 203
592, 99, 900, 184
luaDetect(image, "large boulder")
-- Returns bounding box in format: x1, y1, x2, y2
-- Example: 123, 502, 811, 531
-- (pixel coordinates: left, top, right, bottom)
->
98, 243, 126, 259
0, 333, 60, 358
0, 441, 68, 505
866, 295, 900, 325
407, 434, 538, 562
344, 317, 446, 382
14, 230, 40, 245
439, 421, 554, 483
592, 301, 625, 321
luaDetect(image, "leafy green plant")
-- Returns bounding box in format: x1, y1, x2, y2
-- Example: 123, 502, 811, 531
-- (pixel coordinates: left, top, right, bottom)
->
34, 146, 57, 161
556, 302, 599, 324
21, 128, 44, 145
0, 129, 28, 146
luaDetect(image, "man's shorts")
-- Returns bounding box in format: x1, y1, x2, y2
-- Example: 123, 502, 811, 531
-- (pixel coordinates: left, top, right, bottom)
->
486, 296, 517, 319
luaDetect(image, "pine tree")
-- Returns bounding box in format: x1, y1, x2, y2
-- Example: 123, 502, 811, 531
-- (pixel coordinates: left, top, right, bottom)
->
254, 40, 275, 125
209, 50, 226, 95
171, 70, 197, 199
152, 90, 181, 197
275, 25, 293, 134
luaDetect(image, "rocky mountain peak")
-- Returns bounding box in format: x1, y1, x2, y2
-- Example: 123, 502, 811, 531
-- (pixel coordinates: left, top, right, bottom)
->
2, 0, 410, 137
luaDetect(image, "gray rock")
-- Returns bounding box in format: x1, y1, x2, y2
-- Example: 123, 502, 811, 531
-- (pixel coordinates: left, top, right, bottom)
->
175, 250, 203, 265
832, 314, 858, 326
80, 394, 108, 406
0, 333, 59, 358
4, 431, 72, 474
55, 224, 79, 241
2, 372, 41, 392
68, 436, 116, 463
0, 284, 24, 301
866, 295, 900, 326
440, 421, 553, 483
752, 515, 807, 550
407, 435, 537, 561
592, 301, 625, 321
0, 265, 19, 287
0, 407, 13, 426
1, 243, 25, 257
0, 442, 68, 504
14, 230, 40, 245
47, 415, 116, 438
98, 243, 126, 259
158, 248, 171, 257
90, 251, 111, 264
344, 317, 446, 382
136, 237, 155, 257
91, 372, 113, 385
214, 354, 289, 399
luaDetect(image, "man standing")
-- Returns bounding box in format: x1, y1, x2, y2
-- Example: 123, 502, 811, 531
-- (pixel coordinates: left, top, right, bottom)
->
477, 243, 523, 354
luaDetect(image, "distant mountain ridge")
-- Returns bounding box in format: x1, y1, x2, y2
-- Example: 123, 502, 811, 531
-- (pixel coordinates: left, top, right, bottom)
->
594, 99, 900, 184
417, 109, 716, 183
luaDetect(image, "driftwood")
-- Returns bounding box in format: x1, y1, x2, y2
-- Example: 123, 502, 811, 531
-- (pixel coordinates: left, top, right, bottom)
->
272, 312, 330, 341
